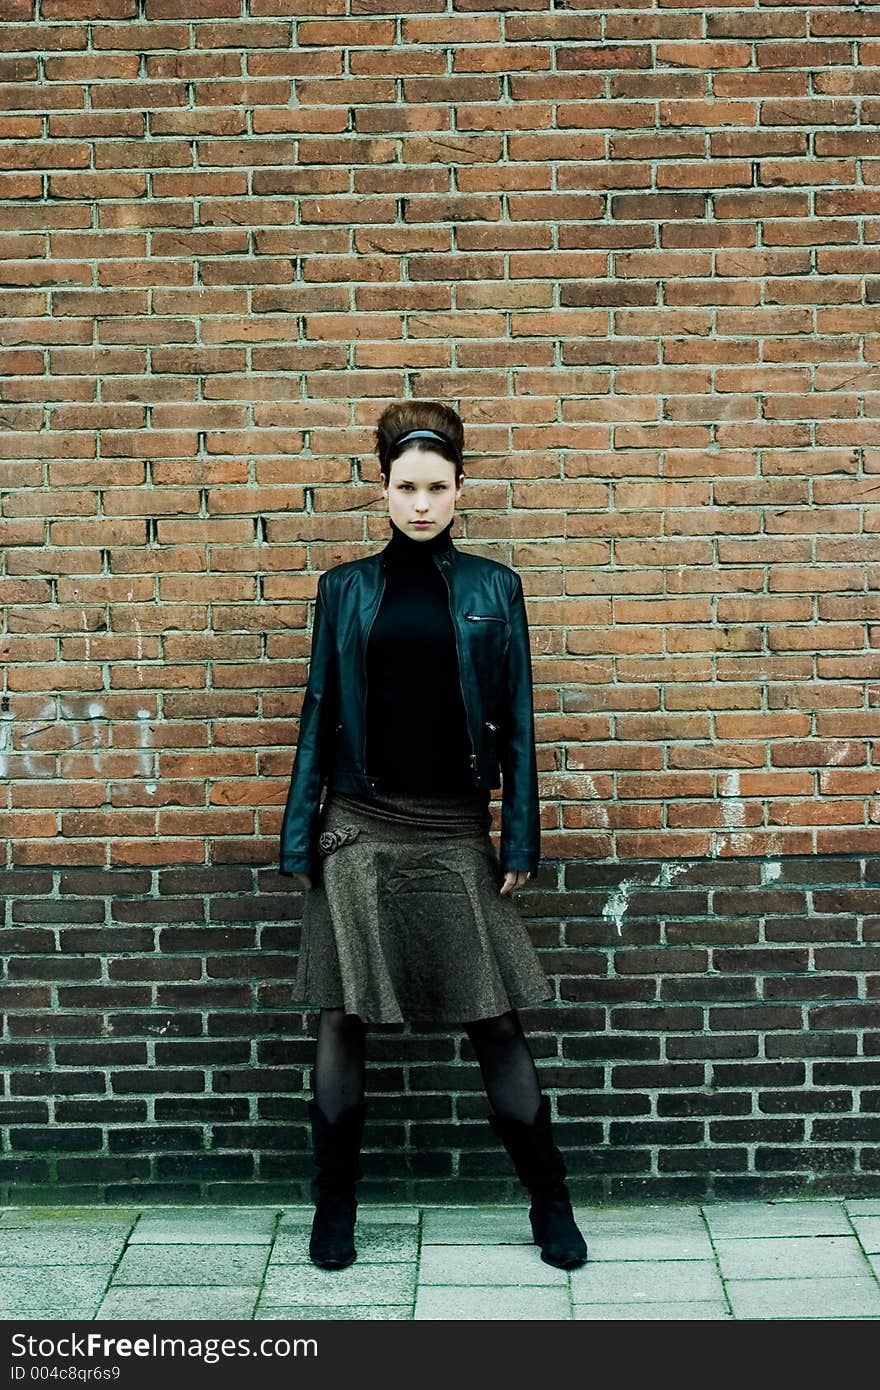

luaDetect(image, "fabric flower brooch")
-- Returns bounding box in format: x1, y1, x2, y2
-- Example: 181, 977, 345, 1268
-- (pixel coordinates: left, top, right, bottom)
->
317, 825, 361, 856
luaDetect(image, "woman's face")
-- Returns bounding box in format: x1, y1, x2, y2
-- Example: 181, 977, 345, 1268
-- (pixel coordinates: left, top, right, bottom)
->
380, 448, 463, 540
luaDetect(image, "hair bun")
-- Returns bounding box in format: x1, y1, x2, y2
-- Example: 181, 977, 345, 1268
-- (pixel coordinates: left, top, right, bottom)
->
375, 401, 465, 478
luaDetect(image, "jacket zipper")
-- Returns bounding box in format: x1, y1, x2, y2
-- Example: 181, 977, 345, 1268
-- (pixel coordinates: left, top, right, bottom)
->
362, 572, 386, 785
465, 613, 506, 623
437, 561, 478, 778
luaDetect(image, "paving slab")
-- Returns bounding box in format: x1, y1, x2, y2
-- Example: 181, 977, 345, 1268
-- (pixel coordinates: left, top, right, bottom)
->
845, 1200, 880, 1216
576, 1205, 708, 1234
726, 1275, 880, 1320
130, 1208, 277, 1244
0, 1230, 129, 1265
418, 1243, 567, 1286
414, 1285, 571, 1320
702, 1201, 851, 1239
586, 1230, 714, 1262
571, 1259, 724, 1305
0, 1266, 113, 1319
713, 1235, 870, 1281
278, 1205, 420, 1229
271, 1223, 418, 1265
345, 1205, 421, 1226
420, 1208, 531, 1244
254, 1304, 412, 1320
260, 1260, 416, 1309
574, 1301, 731, 1320
0, 1305, 101, 1322
96, 1287, 259, 1320
111, 1243, 269, 1286
0, 1207, 138, 1228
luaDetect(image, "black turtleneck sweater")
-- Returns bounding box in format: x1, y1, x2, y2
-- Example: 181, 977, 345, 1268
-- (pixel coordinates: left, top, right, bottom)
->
365, 518, 479, 794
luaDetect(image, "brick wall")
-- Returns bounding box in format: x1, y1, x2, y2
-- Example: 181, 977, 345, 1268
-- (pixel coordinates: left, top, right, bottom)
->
3, 856, 880, 1202
1, 4, 879, 1198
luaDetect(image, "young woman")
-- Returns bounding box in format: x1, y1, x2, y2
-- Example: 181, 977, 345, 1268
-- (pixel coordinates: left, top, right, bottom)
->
279, 401, 587, 1273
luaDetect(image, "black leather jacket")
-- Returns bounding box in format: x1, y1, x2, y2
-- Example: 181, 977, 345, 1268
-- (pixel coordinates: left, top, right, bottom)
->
279, 538, 541, 881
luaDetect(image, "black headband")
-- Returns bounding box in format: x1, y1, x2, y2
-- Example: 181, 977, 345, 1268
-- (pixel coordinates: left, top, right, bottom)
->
387, 427, 462, 465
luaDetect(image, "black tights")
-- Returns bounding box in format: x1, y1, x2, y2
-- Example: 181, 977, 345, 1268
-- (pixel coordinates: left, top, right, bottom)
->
312, 1007, 542, 1125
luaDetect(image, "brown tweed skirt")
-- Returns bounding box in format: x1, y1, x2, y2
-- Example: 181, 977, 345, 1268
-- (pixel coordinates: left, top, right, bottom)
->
293, 786, 553, 1025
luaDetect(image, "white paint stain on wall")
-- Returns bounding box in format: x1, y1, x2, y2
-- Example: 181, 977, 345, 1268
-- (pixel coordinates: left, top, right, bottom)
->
655, 862, 690, 890
134, 617, 144, 683
59, 697, 103, 758
581, 774, 610, 827
828, 743, 854, 766
602, 861, 691, 938
127, 587, 145, 685
713, 770, 750, 858
602, 881, 635, 937
1, 699, 55, 779
0, 700, 114, 780
0, 702, 158, 792
0, 713, 12, 780
136, 709, 156, 791
720, 770, 746, 827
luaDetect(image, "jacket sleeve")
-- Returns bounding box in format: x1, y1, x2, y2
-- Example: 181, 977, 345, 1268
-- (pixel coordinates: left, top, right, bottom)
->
498, 571, 541, 876
279, 572, 336, 878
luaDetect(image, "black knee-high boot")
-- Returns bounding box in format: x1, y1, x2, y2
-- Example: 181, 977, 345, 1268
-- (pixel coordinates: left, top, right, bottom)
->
489, 1095, 588, 1269
307, 1086, 368, 1270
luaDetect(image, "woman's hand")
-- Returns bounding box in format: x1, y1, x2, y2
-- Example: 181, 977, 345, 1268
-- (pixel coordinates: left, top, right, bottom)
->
499, 869, 530, 896
293, 872, 313, 891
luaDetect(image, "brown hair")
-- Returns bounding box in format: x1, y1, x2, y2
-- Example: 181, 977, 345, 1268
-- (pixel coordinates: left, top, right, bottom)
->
374, 400, 465, 484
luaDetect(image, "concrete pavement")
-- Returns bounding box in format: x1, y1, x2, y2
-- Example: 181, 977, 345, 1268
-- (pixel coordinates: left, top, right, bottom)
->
2, 1200, 880, 1320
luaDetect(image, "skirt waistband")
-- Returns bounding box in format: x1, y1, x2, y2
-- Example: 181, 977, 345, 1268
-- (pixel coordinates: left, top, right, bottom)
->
327, 787, 492, 832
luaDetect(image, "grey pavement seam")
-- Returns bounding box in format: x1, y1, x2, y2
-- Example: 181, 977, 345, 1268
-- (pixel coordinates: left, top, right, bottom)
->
411, 1207, 422, 1319
95, 1216, 141, 1320
253, 1207, 284, 1317
845, 1199, 880, 1297
698, 1204, 735, 1320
